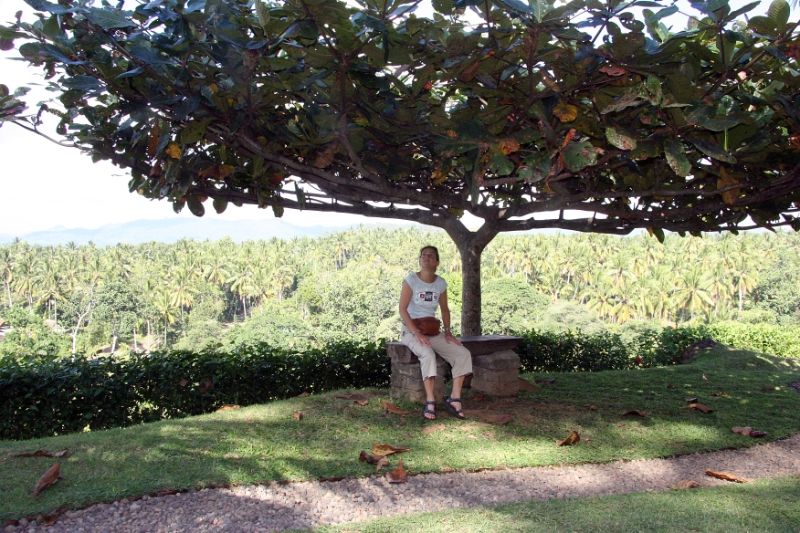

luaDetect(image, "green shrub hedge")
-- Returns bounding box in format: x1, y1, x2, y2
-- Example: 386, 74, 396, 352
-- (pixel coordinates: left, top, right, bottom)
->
4, 322, 799, 441
0, 340, 388, 440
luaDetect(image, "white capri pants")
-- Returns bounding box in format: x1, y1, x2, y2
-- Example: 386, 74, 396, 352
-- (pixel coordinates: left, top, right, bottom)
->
400, 325, 473, 380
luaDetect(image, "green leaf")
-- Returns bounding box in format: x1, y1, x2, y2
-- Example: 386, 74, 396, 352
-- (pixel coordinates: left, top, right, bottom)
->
562, 141, 600, 172
664, 138, 691, 177
213, 198, 228, 214
605, 126, 637, 150
487, 148, 514, 176
86, 7, 136, 29
768, 0, 790, 31
647, 227, 666, 243
687, 137, 736, 163
181, 119, 212, 145
748, 16, 778, 36
699, 117, 741, 131
601, 92, 645, 114
187, 195, 205, 217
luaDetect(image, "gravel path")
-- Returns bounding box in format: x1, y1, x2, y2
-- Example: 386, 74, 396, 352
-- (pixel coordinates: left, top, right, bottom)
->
8, 434, 800, 533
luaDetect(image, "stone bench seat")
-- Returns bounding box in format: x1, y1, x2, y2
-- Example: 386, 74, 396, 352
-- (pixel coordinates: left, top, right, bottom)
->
388, 335, 523, 403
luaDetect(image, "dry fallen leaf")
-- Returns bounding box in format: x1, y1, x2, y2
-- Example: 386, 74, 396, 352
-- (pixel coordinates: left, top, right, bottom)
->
684, 397, 698, 403
373, 443, 411, 456
386, 457, 409, 483
584, 404, 599, 411
706, 470, 748, 483
336, 394, 369, 406
711, 391, 730, 397
482, 431, 496, 439
470, 393, 489, 402
621, 410, 649, 417
422, 424, 446, 435
13, 449, 68, 458
732, 426, 753, 436
296, 392, 309, 398
749, 430, 767, 438
33, 463, 62, 497
484, 414, 514, 425
292, 411, 304, 420
381, 401, 413, 415
684, 403, 713, 413
760, 386, 776, 391
517, 379, 537, 392
666, 383, 677, 389
672, 479, 700, 490
358, 451, 387, 465
375, 456, 390, 472
216, 404, 240, 412
702, 374, 708, 380
557, 430, 580, 446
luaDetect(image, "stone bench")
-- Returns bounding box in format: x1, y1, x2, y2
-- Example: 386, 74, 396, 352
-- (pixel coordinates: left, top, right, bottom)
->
388, 335, 523, 403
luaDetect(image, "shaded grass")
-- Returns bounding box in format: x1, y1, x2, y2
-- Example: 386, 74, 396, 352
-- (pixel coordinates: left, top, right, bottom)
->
313, 474, 800, 533
1, 346, 799, 520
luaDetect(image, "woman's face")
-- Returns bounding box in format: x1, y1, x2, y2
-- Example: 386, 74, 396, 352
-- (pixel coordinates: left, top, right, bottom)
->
419, 248, 439, 269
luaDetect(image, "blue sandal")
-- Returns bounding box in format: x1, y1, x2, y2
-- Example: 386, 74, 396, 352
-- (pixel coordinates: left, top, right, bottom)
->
445, 397, 466, 420
422, 401, 436, 421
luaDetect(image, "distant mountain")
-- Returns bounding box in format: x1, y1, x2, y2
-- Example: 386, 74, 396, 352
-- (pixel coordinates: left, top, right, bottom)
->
1, 218, 415, 246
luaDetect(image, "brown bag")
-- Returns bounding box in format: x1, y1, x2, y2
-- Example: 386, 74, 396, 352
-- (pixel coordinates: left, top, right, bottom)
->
413, 317, 441, 336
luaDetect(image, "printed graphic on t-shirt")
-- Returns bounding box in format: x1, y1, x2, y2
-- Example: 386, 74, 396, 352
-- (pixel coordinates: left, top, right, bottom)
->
418, 292, 438, 302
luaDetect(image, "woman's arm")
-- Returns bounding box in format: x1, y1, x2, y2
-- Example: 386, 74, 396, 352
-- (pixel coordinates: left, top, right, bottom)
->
439, 290, 463, 345
399, 280, 430, 345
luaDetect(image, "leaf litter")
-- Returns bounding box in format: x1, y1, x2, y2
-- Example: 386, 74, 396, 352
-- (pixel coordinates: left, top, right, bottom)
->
33, 463, 62, 497
13, 449, 68, 458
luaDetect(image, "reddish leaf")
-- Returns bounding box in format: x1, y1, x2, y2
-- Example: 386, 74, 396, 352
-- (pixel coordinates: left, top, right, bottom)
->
557, 430, 580, 446
684, 403, 713, 413
373, 443, 411, 456
216, 404, 240, 412
358, 451, 385, 464
705, 470, 748, 483
621, 410, 649, 417
711, 391, 730, 397
760, 386, 776, 391
732, 426, 753, 436
386, 457, 409, 483
33, 463, 62, 497
296, 392, 310, 398
584, 404, 599, 411
600, 65, 628, 76
672, 479, 700, 490
749, 430, 767, 438
179, 379, 188, 387
375, 456, 390, 472
40, 512, 59, 526
470, 393, 489, 402
292, 411, 304, 420
13, 449, 68, 458
381, 401, 412, 415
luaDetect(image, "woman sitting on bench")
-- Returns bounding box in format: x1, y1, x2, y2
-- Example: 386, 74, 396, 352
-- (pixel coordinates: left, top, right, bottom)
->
398, 245, 472, 420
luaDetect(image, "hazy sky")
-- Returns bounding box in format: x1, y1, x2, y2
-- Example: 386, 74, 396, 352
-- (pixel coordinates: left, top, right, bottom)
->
0, 0, 770, 236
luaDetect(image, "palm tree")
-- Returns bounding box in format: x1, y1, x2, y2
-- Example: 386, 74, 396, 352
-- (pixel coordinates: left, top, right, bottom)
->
152, 290, 178, 347
0, 248, 14, 308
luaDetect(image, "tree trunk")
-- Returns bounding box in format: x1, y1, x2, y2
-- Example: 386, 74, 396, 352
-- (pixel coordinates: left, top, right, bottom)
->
5, 281, 11, 308
133, 325, 138, 352
443, 219, 499, 337
111, 332, 118, 354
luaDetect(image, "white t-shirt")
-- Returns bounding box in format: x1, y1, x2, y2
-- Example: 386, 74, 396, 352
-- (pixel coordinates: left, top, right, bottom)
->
404, 273, 447, 319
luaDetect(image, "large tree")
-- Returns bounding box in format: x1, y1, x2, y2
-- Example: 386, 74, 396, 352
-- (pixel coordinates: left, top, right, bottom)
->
3, 0, 800, 334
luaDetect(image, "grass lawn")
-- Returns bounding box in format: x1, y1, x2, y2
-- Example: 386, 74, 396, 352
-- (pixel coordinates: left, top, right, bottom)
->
1, 345, 799, 521
312, 475, 800, 533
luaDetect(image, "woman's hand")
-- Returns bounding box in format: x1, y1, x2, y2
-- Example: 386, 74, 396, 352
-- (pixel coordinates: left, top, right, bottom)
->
445, 331, 462, 345
415, 331, 432, 346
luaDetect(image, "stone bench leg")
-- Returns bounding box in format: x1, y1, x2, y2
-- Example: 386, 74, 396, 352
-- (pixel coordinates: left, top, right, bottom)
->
471, 349, 520, 397
390, 354, 447, 404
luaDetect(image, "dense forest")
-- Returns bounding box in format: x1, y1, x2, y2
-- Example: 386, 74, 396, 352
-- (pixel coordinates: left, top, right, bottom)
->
1, 227, 799, 361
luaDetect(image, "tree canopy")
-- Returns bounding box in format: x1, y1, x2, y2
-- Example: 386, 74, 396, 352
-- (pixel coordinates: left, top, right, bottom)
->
2, 0, 800, 333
